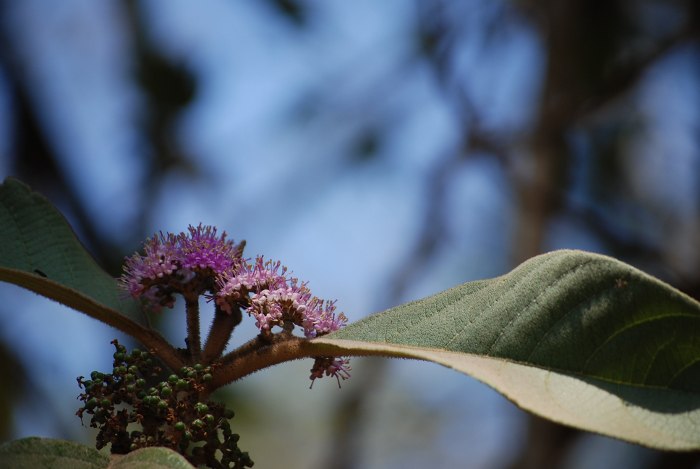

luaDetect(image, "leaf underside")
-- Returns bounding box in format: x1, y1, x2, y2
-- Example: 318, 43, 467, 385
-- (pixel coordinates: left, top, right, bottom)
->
317, 249, 700, 450
0, 177, 142, 324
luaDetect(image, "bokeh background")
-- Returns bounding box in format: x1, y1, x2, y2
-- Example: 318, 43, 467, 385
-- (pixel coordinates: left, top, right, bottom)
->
1, 1, 699, 468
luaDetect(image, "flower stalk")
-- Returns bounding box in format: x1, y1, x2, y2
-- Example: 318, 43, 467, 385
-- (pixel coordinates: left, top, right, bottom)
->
184, 294, 202, 363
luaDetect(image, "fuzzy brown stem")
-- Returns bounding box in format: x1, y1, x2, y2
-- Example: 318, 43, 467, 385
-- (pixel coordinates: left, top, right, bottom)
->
202, 306, 242, 363
208, 335, 310, 389
207, 334, 365, 391
185, 294, 202, 363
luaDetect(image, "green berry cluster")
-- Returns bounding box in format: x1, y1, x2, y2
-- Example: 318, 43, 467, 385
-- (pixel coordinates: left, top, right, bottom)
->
76, 340, 253, 468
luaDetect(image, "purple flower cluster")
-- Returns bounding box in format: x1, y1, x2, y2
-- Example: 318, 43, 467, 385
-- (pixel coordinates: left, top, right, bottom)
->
120, 224, 239, 310
215, 256, 350, 385
216, 256, 348, 340
178, 224, 238, 272
120, 225, 350, 385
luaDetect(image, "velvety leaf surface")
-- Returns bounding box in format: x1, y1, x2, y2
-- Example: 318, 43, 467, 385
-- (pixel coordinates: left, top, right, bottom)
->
109, 447, 195, 469
0, 178, 153, 329
316, 250, 700, 450
0, 437, 108, 469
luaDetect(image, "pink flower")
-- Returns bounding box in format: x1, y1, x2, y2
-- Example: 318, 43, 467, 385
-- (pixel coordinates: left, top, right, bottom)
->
120, 232, 178, 299
216, 255, 351, 385
120, 225, 241, 310
218, 257, 347, 339
177, 224, 237, 273
300, 298, 347, 338
215, 257, 287, 313
309, 357, 352, 388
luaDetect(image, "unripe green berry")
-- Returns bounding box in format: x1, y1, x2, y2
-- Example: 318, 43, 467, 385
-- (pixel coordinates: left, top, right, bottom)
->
113, 352, 125, 361
160, 386, 172, 397
101, 398, 111, 408
204, 414, 215, 424
157, 400, 168, 410
126, 384, 136, 393
192, 419, 204, 428
176, 379, 188, 390
128, 365, 138, 374
183, 431, 192, 440
124, 373, 135, 383
136, 378, 146, 388
168, 374, 178, 384
174, 421, 186, 432
86, 398, 98, 410
194, 403, 208, 414
131, 349, 141, 358
202, 373, 213, 382
90, 371, 102, 381
194, 364, 204, 372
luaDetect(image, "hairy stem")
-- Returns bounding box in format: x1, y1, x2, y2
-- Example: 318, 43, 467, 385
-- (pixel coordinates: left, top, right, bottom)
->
202, 306, 242, 363
209, 335, 309, 389
209, 335, 371, 390
185, 294, 202, 363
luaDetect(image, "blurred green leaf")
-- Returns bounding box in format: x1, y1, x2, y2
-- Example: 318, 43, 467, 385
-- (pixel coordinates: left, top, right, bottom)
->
0, 437, 108, 469
109, 447, 194, 469
0, 438, 196, 469
317, 250, 700, 450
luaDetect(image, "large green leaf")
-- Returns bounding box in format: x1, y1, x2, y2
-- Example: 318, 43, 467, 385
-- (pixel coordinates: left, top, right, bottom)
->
0, 178, 179, 367
315, 250, 700, 450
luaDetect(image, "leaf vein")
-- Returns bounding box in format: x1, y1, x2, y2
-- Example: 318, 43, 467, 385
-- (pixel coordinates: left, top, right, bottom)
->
487, 259, 597, 355
443, 255, 569, 349
525, 280, 620, 364
582, 312, 700, 374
